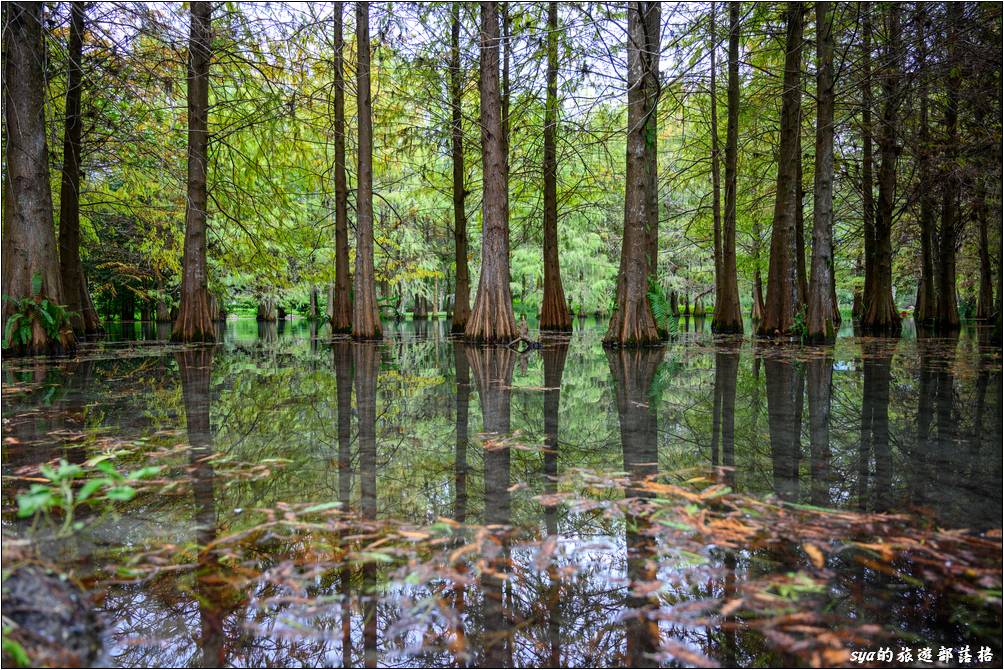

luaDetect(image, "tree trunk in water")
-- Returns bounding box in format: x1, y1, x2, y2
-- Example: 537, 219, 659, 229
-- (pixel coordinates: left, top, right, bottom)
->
57, 4, 101, 336
713, 2, 743, 334
860, 2, 902, 336
913, 6, 937, 325
466, 2, 516, 343
449, 5, 471, 334
352, 2, 382, 340
806, 1, 836, 343
332, 3, 352, 333
413, 294, 428, 320
172, 1, 215, 342
309, 286, 319, 320
858, 3, 875, 321
120, 289, 135, 323
758, 3, 804, 337
2, 2, 76, 355
933, 3, 962, 332
256, 299, 276, 322
605, 2, 662, 347
710, 4, 723, 310
540, 3, 572, 332
976, 176, 994, 321
751, 266, 765, 322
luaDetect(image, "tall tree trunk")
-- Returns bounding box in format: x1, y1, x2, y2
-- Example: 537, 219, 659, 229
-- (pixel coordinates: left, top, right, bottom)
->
449, 4, 471, 334
172, 1, 215, 342
465, 1, 516, 342
976, 176, 994, 321
751, 266, 765, 321
913, 5, 937, 325
352, 1, 382, 340
643, 3, 661, 279
933, 3, 962, 331
57, 3, 101, 336
501, 2, 511, 273
540, 2, 571, 332
332, 2, 352, 333
795, 115, 808, 306
710, 4, 723, 306
713, 2, 743, 334
857, 2, 875, 321
860, 2, 902, 336
605, 2, 662, 346
806, 1, 836, 343
2, 2, 76, 355
758, 2, 804, 337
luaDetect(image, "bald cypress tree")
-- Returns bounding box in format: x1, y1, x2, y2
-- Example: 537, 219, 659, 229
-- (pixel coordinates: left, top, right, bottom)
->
466, 1, 516, 343
540, 2, 571, 332
352, 1, 382, 340
758, 2, 804, 337
172, 1, 215, 342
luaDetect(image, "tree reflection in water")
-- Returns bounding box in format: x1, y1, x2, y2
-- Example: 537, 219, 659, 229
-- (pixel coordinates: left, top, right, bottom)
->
1, 321, 1000, 668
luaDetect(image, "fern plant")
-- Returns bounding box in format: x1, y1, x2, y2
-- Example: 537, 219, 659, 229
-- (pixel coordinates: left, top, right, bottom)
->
646, 277, 678, 335
3, 273, 76, 349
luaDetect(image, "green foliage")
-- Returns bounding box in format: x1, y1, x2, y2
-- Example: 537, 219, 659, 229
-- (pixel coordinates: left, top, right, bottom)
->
1, 628, 31, 668
16, 457, 160, 535
647, 278, 679, 336
792, 306, 807, 340
512, 298, 534, 321
2, 273, 75, 348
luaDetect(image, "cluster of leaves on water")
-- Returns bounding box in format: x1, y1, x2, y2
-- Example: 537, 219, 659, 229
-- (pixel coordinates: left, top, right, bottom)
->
15, 455, 988, 668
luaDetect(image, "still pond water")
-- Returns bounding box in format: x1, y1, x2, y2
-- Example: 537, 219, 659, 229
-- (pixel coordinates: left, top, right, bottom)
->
2, 317, 1001, 667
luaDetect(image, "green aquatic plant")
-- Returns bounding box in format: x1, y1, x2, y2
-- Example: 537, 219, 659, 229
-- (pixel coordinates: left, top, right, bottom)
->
16, 458, 161, 535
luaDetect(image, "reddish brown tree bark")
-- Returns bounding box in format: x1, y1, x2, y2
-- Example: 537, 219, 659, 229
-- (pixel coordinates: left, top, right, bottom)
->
806, 1, 836, 343
352, 1, 382, 340
172, 1, 215, 342
913, 5, 937, 325
2, 2, 76, 355
712, 1, 743, 334
540, 2, 571, 332
710, 4, 723, 308
856, 3, 875, 322
331, 2, 352, 333
449, 3, 471, 335
57, 3, 101, 336
758, 2, 804, 337
643, 3, 661, 278
605, 2, 662, 347
859, 2, 902, 336
934, 3, 962, 332
465, 1, 516, 343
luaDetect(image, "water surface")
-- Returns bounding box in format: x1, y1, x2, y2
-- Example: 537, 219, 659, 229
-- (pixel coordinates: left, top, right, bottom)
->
2, 317, 1001, 667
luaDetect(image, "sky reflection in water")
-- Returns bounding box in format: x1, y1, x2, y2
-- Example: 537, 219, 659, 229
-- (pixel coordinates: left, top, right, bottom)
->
2, 317, 1001, 667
